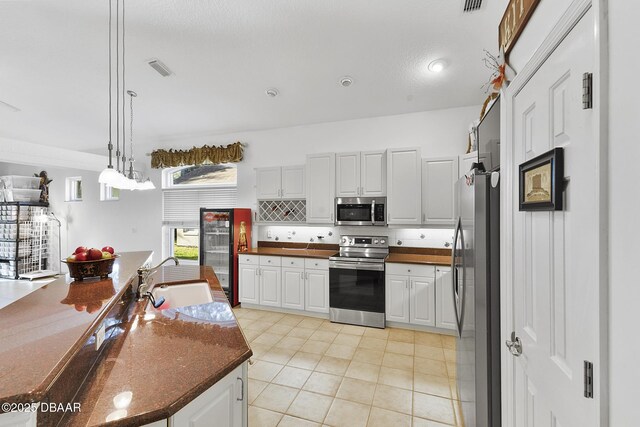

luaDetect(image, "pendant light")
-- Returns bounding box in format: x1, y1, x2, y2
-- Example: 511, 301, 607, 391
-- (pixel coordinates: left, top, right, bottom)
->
125, 90, 155, 191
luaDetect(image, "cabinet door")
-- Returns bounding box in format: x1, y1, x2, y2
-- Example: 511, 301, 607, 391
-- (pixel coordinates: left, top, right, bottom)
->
387, 148, 422, 225
259, 266, 281, 307
422, 157, 458, 225
304, 269, 329, 313
282, 166, 306, 199
385, 274, 409, 323
435, 267, 457, 330
335, 152, 361, 197
238, 265, 259, 304
172, 363, 244, 427
306, 153, 336, 223
361, 150, 386, 196
410, 276, 436, 327
256, 167, 282, 199
282, 267, 305, 310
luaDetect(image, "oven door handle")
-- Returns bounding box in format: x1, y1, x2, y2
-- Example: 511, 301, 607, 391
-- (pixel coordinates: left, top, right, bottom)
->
329, 261, 385, 272
371, 200, 375, 226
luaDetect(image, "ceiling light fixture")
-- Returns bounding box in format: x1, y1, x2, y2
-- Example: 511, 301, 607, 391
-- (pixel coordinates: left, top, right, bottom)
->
125, 90, 155, 190
428, 59, 449, 73
339, 76, 354, 87
265, 88, 279, 98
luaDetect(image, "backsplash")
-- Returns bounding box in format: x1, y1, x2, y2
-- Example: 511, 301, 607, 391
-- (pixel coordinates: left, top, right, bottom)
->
255, 225, 454, 249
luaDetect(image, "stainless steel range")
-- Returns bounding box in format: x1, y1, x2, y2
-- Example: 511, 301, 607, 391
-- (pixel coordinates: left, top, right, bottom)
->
329, 235, 389, 329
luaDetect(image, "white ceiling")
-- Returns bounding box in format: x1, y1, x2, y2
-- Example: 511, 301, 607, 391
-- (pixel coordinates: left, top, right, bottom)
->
0, 0, 505, 151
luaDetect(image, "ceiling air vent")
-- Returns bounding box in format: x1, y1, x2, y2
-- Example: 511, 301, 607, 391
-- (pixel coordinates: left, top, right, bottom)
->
463, 0, 483, 12
147, 59, 173, 77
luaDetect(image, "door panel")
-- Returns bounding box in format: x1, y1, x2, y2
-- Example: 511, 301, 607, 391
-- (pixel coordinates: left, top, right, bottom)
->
282, 166, 305, 199
508, 9, 597, 427
422, 157, 458, 225
361, 150, 386, 196
256, 167, 282, 199
410, 276, 435, 326
306, 153, 336, 223
305, 269, 329, 313
385, 274, 409, 323
239, 265, 258, 304
282, 268, 304, 310
387, 148, 422, 224
259, 266, 281, 307
436, 267, 457, 330
336, 152, 360, 197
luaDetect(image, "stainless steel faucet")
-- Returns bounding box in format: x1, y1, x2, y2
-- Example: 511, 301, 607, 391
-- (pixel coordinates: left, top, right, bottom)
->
136, 256, 180, 299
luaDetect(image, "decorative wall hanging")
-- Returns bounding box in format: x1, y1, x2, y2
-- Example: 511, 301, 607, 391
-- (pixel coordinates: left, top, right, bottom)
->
519, 148, 564, 211
499, 0, 541, 56
34, 171, 52, 203
483, 49, 515, 94
150, 142, 244, 169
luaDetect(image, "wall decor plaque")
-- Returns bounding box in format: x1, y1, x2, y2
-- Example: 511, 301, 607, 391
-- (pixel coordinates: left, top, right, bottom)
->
499, 0, 541, 55
519, 147, 564, 211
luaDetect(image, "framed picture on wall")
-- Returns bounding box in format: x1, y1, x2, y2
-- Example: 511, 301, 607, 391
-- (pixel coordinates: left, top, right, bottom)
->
519, 147, 564, 211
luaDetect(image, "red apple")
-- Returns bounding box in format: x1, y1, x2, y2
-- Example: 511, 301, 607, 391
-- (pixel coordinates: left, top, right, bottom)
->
101, 246, 115, 255
101, 251, 113, 259
74, 246, 88, 255
88, 248, 103, 260
75, 251, 89, 261
66, 254, 77, 262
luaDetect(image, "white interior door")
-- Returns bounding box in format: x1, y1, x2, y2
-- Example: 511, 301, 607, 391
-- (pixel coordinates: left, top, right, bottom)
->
505, 8, 599, 427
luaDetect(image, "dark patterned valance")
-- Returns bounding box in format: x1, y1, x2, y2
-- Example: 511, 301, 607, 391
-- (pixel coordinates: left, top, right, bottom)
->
151, 142, 244, 168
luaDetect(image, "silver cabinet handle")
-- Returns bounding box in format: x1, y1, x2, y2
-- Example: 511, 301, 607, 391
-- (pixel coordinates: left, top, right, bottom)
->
255, 268, 258, 276
237, 377, 244, 401
505, 331, 523, 357
300, 271, 304, 280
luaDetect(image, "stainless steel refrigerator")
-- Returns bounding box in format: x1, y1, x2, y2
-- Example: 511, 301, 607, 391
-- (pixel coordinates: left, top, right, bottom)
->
453, 171, 501, 427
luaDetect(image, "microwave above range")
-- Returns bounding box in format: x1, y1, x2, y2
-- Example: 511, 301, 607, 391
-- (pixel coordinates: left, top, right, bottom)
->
335, 197, 386, 226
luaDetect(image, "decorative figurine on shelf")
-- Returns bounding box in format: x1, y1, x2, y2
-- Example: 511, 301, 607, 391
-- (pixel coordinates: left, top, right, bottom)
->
238, 221, 248, 252
34, 170, 52, 203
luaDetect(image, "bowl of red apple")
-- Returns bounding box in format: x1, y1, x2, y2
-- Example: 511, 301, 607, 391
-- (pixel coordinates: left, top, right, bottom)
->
63, 245, 118, 281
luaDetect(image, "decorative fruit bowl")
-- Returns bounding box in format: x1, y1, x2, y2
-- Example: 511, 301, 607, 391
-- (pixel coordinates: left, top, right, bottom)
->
63, 255, 118, 281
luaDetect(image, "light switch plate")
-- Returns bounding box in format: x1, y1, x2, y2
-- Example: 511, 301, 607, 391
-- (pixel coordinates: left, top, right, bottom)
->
95, 323, 106, 351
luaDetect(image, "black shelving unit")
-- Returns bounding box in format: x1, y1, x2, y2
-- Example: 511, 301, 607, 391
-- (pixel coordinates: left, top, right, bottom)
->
0, 201, 49, 279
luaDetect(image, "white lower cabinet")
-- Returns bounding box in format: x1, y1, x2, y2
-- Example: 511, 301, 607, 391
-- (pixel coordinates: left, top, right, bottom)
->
435, 266, 456, 330
304, 268, 329, 313
282, 267, 305, 310
170, 362, 247, 427
238, 263, 259, 305
386, 263, 452, 330
259, 266, 281, 307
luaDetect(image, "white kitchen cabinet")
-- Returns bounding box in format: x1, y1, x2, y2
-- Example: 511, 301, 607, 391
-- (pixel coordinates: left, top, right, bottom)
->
387, 147, 422, 225
409, 276, 436, 327
306, 153, 336, 223
171, 362, 247, 427
304, 268, 329, 313
435, 266, 457, 330
422, 157, 458, 225
281, 166, 306, 199
238, 262, 259, 305
385, 275, 410, 323
335, 150, 386, 197
282, 267, 305, 310
256, 166, 305, 200
259, 265, 281, 307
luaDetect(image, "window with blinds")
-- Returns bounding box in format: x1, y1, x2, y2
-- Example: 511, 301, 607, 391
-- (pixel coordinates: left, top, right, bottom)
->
162, 187, 237, 227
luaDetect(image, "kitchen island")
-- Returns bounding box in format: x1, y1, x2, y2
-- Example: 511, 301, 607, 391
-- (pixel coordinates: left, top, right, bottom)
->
0, 252, 252, 427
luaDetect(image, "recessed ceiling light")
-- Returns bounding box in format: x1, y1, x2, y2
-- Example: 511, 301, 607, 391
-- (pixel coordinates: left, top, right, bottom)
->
339, 76, 354, 87
428, 59, 449, 73
265, 88, 279, 98
0, 100, 21, 113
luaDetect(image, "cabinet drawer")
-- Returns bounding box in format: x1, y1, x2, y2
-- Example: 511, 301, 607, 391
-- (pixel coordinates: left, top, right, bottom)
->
305, 258, 329, 270
260, 256, 282, 267
282, 257, 305, 269
386, 263, 435, 278
239, 255, 259, 266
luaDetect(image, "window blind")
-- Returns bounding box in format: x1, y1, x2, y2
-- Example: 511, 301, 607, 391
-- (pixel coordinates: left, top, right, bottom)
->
162, 187, 237, 226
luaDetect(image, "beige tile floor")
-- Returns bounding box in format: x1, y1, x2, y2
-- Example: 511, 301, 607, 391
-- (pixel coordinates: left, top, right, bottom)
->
233, 306, 463, 427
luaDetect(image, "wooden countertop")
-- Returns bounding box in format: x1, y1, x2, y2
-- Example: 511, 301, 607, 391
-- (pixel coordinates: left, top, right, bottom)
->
0, 251, 153, 407
63, 265, 252, 427
245, 247, 338, 259
385, 253, 452, 266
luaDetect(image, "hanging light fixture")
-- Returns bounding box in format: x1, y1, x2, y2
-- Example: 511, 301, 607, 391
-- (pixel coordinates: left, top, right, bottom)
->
98, 0, 152, 190
125, 90, 155, 191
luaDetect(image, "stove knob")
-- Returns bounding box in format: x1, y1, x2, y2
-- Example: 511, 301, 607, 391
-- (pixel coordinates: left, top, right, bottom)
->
374, 239, 379, 244
341, 237, 347, 243
380, 239, 386, 244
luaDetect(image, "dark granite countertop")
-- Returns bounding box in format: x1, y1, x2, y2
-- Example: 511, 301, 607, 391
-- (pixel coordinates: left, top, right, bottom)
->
63, 265, 252, 427
0, 251, 153, 406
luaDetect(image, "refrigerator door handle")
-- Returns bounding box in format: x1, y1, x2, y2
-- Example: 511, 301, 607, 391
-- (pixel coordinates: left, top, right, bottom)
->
452, 216, 464, 338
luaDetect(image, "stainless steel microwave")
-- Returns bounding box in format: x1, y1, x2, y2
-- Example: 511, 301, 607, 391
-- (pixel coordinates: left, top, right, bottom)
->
335, 197, 387, 226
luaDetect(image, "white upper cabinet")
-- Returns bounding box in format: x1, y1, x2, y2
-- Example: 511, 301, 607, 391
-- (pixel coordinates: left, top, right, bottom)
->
387, 147, 422, 225
281, 166, 306, 199
256, 166, 305, 200
422, 157, 458, 225
360, 150, 386, 196
336, 150, 386, 198
336, 152, 361, 197
256, 167, 281, 199
306, 153, 336, 224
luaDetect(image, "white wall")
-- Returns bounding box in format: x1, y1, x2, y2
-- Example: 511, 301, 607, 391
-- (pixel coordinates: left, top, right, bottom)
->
143, 104, 480, 214
0, 162, 162, 266
608, 1, 640, 424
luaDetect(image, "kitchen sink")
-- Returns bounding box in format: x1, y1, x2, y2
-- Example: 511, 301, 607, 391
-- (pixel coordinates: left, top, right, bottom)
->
151, 282, 213, 309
